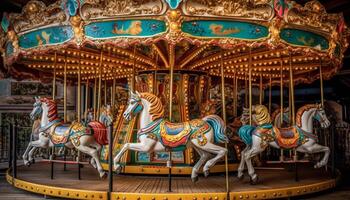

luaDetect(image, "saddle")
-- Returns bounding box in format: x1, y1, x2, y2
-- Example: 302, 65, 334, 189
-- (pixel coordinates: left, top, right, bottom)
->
50, 122, 87, 145
273, 126, 300, 149
50, 123, 71, 144
160, 121, 191, 144
163, 121, 187, 135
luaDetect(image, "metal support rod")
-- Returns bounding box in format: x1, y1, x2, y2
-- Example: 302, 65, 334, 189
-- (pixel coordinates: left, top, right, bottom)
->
97, 51, 103, 120
52, 52, 57, 100
233, 76, 236, 117
84, 79, 89, 121
319, 61, 324, 107
280, 61, 284, 161
249, 48, 252, 125
235, 76, 238, 117
77, 54, 82, 179
104, 79, 107, 106
269, 75, 272, 113
108, 124, 114, 200
50, 158, 54, 179
78, 54, 81, 122
131, 47, 137, 92
220, 49, 230, 196
245, 74, 248, 107
9, 124, 13, 169
64, 55, 67, 123
259, 74, 263, 105
93, 77, 97, 120
168, 44, 175, 192
112, 70, 116, 106
12, 123, 17, 179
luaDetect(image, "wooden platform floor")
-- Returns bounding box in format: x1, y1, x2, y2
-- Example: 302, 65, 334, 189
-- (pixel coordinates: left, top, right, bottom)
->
12, 162, 333, 194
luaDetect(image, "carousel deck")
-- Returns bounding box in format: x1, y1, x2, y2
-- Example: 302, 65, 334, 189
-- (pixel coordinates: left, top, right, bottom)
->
6, 162, 337, 200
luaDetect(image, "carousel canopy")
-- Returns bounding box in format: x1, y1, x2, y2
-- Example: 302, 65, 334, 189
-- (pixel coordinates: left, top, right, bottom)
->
0, 0, 349, 86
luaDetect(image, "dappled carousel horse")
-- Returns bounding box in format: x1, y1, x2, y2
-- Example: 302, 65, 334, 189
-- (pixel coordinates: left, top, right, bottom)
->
113, 91, 228, 182
238, 104, 330, 184
23, 97, 110, 178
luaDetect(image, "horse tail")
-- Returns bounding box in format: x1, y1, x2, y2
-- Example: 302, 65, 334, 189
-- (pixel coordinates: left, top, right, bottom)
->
203, 115, 228, 143
88, 121, 109, 145
238, 125, 255, 146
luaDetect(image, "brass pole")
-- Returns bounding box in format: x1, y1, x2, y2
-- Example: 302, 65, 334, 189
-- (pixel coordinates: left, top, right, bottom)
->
268, 75, 272, 113
63, 55, 67, 123
167, 44, 175, 192
320, 61, 324, 107
97, 50, 103, 119
104, 79, 107, 105
84, 78, 89, 121
235, 76, 238, 117
289, 54, 295, 126
93, 76, 97, 120
280, 60, 284, 125
245, 74, 248, 107
131, 46, 137, 92
233, 74, 236, 117
52, 52, 57, 100
259, 74, 263, 105
112, 69, 116, 107
280, 60, 284, 161
77, 53, 81, 122
220, 49, 230, 195
289, 53, 297, 164
249, 48, 252, 125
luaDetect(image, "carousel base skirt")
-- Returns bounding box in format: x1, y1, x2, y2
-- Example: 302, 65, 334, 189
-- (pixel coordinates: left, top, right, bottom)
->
6, 162, 337, 200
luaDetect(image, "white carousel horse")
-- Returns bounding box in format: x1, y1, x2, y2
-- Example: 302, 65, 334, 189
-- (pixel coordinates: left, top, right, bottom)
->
22, 97, 111, 178
113, 91, 228, 182
238, 104, 330, 184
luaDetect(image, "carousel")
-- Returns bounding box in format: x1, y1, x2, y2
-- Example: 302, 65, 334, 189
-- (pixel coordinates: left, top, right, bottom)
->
1, 0, 349, 199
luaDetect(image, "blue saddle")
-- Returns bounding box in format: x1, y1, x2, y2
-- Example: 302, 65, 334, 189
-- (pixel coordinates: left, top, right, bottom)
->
164, 122, 185, 135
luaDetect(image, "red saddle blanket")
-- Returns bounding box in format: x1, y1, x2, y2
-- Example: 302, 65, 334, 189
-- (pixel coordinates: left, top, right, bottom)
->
273, 127, 300, 149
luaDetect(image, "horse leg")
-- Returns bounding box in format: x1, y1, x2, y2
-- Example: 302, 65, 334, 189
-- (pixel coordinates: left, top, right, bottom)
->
113, 138, 156, 173
22, 141, 33, 165
191, 146, 210, 183
90, 141, 102, 169
76, 144, 106, 178
297, 141, 330, 168
27, 139, 49, 165
244, 136, 265, 185
192, 136, 227, 178
237, 146, 249, 180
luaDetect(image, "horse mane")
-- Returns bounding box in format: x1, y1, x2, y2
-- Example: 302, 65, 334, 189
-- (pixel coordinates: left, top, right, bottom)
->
296, 104, 318, 127
40, 98, 59, 122
140, 92, 164, 121
254, 105, 271, 125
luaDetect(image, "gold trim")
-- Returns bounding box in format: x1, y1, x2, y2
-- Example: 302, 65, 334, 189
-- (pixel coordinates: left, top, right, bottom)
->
6, 168, 337, 200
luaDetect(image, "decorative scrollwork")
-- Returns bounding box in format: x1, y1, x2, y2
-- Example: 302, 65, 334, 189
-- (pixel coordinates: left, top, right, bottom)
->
9, 0, 68, 33
80, 0, 167, 20
286, 0, 341, 33
182, 0, 274, 21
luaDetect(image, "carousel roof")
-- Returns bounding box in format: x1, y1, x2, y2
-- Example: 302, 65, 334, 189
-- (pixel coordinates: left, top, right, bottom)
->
0, 0, 349, 86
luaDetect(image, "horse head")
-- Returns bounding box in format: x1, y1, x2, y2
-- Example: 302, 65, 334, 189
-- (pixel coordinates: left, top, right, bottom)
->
123, 91, 143, 121
314, 104, 331, 128
30, 96, 43, 120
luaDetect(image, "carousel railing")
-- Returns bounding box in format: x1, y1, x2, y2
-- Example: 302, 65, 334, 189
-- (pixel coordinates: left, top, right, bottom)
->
0, 124, 32, 163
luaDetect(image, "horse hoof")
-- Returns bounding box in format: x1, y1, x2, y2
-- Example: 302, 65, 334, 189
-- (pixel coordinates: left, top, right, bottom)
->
192, 176, 199, 183
114, 165, 122, 174
204, 170, 210, 178
250, 175, 258, 185
100, 172, 107, 179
